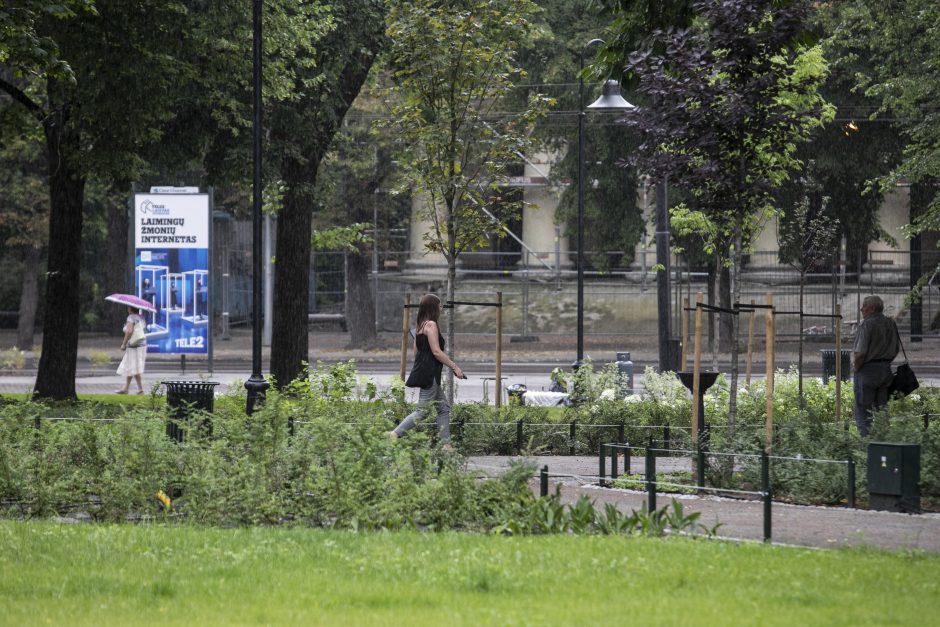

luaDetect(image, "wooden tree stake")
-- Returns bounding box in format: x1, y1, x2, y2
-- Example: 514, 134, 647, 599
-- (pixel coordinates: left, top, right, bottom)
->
746, 299, 756, 386
691, 292, 704, 454
496, 291, 503, 408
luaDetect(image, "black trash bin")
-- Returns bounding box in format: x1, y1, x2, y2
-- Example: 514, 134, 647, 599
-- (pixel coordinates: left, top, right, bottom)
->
506, 383, 527, 406
820, 349, 852, 383
163, 380, 219, 442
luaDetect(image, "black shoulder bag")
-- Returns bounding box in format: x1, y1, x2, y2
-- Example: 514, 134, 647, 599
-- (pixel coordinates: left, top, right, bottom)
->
888, 326, 919, 398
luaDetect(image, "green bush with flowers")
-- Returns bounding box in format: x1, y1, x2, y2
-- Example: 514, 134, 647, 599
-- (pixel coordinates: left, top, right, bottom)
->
1, 360, 938, 520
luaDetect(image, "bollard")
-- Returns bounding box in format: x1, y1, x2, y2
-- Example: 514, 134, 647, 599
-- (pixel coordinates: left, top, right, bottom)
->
540, 465, 549, 497
624, 443, 631, 475
598, 444, 607, 487
618, 421, 625, 446
569, 421, 577, 456
761, 450, 772, 543
663, 425, 671, 454
847, 454, 856, 509
645, 440, 657, 513
516, 420, 524, 454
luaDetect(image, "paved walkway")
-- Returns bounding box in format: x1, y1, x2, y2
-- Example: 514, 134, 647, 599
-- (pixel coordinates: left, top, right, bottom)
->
467, 455, 940, 552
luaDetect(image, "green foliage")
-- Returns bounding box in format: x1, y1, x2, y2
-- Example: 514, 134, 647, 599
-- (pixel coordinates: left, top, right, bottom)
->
0, 388, 537, 530
497, 492, 715, 537
828, 0, 940, 235
310, 224, 372, 253
384, 0, 552, 265
569, 359, 626, 403
613, 472, 697, 495
0, 0, 96, 80
778, 190, 840, 270
0, 348, 27, 370
3, 366, 939, 526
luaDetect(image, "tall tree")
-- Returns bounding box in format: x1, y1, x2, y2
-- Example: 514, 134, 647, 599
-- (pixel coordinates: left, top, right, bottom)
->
827, 0, 940, 273
267, 0, 387, 388
778, 177, 840, 399
623, 0, 832, 434
771, 3, 905, 275
829, 0, 940, 314
384, 0, 550, 402
1, 1, 195, 399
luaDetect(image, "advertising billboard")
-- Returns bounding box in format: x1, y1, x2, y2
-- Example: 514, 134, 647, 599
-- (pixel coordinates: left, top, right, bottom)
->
132, 193, 210, 355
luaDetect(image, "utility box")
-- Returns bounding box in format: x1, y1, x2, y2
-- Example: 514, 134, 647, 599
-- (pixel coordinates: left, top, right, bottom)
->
867, 443, 920, 513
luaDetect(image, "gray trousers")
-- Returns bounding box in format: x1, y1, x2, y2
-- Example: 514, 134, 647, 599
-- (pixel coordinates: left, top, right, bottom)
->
853, 361, 893, 437
393, 380, 451, 443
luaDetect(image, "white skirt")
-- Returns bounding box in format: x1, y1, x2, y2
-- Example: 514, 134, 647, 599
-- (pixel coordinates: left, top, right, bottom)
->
117, 346, 147, 377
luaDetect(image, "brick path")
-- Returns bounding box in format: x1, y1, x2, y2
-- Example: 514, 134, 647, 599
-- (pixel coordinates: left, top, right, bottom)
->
467, 455, 940, 552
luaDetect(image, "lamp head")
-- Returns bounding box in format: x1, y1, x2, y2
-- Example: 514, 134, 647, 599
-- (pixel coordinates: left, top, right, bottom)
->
587, 80, 636, 111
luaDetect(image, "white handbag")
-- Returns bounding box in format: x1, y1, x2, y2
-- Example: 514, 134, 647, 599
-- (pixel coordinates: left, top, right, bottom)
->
128, 321, 146, 348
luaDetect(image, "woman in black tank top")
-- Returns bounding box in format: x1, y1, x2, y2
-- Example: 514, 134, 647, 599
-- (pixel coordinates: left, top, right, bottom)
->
390, 294, 465, 449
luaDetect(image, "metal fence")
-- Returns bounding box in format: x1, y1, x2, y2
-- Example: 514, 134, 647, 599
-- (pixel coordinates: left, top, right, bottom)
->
209, 218, 939, 339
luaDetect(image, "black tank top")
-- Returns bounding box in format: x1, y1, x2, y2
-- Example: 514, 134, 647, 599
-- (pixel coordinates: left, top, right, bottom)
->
406, 332, 446, 388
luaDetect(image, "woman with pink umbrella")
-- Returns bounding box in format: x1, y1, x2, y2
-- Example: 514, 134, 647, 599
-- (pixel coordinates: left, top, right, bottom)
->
105, 294, 152, 394
116, 306, 147, 394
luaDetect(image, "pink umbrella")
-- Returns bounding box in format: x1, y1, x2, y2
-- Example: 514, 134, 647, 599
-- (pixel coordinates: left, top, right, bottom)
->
105, 293, 157, 313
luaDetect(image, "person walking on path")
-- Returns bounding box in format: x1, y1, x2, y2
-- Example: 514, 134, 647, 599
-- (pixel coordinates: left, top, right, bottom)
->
852, 295, 899, 436
117, 306, 147, 394
390, 294, 465, 449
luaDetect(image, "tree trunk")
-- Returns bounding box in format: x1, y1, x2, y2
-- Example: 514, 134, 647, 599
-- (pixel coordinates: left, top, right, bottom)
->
34, 93, 84, 401
727, 230, 743, 438
105, 195, 130, 335
707, 257, 718, 369
15, 246, 41, 351
719, 264, 733, 351
445, 257, 456, 406
345, 251, 378, 348
270, 171, 315, 389
267, 8, 384, 386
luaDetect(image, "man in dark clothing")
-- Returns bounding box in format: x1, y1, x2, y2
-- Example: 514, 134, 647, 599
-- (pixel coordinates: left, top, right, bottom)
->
852, 295, 899, 437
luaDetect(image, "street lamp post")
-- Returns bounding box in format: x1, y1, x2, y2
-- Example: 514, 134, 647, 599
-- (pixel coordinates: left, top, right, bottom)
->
655, 178, 673, 371
245, 0, 269, 414
575, 39, 635, 368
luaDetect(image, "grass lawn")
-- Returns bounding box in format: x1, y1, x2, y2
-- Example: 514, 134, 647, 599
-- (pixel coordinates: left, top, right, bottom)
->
1, 522, 938, 626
